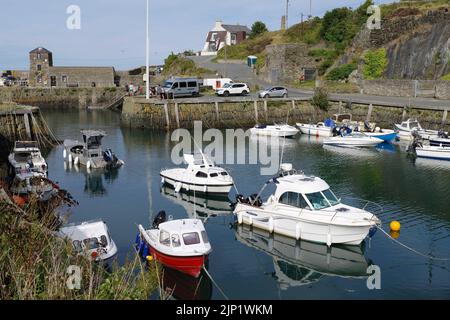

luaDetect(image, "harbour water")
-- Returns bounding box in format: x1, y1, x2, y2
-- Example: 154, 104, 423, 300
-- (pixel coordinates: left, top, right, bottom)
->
42, 108, 450, 299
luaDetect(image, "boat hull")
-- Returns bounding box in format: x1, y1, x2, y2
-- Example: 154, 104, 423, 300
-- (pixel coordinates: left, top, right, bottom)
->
149, 246, 207, 278
297, 124, 333, 137
416, 146, 450, 160
160, 174, 233, 194
364, 131, 398, 142
235, 205, 376, 246
429, 138, 450, 147
323, 138, 382, 147
250, 128, 299, 137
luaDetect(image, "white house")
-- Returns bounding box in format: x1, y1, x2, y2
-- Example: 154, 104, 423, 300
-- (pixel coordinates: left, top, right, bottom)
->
201, 21, 251, 56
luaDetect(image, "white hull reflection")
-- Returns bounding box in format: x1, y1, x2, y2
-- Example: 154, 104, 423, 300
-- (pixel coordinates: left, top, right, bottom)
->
235, 225, 370, 289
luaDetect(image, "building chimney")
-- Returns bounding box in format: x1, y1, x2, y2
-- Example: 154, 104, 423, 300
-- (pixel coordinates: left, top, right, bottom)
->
215, 21, 223, 29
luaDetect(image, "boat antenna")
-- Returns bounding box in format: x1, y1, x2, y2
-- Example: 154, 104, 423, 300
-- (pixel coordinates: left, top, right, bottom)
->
279, 110, 290, 169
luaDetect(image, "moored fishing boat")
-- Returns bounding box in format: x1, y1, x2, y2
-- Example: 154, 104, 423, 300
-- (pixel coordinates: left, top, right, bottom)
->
415, 145, 450, 161
233, 164, 381, 246
8, 141, 48, 178
323, 132, 383, 147
63, 130, 124, 170
137, 212, 212, 278
395, 118, 445, 140
160, 153, 233, 195
59, 219, 118, 262
296, 122, 334, 137
250, 123, 299, 137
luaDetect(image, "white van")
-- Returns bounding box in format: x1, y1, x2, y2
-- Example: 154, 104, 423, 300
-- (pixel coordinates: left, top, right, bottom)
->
163, 78, 200, 98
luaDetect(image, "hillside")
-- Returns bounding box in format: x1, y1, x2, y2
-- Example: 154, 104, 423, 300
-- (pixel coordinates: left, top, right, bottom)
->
214, 0, 450, 84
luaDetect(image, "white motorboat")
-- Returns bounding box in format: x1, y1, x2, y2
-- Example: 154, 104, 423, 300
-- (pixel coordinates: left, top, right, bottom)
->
63, 130, 124, 170
235, 225, 370, 289
296, 122, 333, 137
415, 145, 450, 161
323, 132, 383, 147
429, 131, 450, 147
160, 153, 234, 195
59, 219, 118, 262
250, 124, 299, 137
137, 213, 212, 278
8, 141, 47, 178
395, 118, 444, 140
233, 164, 381, 246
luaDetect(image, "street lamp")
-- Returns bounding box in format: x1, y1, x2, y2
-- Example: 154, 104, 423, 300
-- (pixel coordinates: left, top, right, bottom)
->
145, 0, 150, 100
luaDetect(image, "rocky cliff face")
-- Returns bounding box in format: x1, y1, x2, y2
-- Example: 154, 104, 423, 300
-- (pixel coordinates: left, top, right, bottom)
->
343, 7, 450, 80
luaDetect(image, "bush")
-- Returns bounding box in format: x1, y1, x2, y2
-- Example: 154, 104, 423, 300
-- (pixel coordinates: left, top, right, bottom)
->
326, 63, 357, 81
311, 87, 330, 111
363, 48, 388, 79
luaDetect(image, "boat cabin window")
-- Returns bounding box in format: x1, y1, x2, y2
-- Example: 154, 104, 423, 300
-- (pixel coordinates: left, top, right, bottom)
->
72, 240, 83, 252
201, 230, 209, 244
99, 235, 108, 246
220, 172, 228, 176
171, 234, 181, 247
305, 192, 331, 210
83, 237, 100, 250
210, 172, 218, 177
196, 171, 208, 178
159, 230, 171, 246
322, 189, 340, 206
182, 232, 201, 245
279, 192, 310, 209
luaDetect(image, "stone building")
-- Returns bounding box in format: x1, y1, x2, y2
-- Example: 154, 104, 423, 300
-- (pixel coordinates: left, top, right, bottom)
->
261, 44, 318, 85
29, 47, 116, 88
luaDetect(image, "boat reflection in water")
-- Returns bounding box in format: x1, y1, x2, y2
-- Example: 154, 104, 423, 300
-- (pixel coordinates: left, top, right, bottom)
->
160, 185, 233, 222
235, 225, 371, 289
160, 267, 212, 300
64, 161, 120, 196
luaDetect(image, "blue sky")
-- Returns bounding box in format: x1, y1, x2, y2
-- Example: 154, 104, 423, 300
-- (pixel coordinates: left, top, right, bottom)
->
1, 0, 395, 70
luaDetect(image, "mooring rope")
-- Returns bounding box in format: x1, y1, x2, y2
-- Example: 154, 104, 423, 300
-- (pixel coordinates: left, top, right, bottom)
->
37, 112, 60, 145
376, 225, 450, 261
202, 266, 229, 300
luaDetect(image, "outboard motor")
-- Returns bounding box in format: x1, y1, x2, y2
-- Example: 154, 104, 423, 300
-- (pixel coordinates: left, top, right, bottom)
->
364, 120, 372, 132
438, 129, 448, 139
235, 194, 246, 204
152, 210, 167, 229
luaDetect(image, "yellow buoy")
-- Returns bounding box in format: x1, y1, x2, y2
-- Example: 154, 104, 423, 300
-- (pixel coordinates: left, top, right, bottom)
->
390, 220, 401, 232
146, 255, 153, 262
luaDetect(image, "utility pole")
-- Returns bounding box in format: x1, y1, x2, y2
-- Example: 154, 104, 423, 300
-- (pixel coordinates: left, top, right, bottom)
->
145, 0, 150, 100
285, 0, 289, 29
301, 13, 304, 40
309, 0, 312, 19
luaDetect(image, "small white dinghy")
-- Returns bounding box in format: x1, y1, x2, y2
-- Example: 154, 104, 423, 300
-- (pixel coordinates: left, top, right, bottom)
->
160, 153, 234, 195
59, 219, 118, 262
296, 122, 333, 137
250, 124, 299, 137
8, 141, 48, 178
323, 132, 383, 147
233, 164, 381, 246
415, 145, 450, 161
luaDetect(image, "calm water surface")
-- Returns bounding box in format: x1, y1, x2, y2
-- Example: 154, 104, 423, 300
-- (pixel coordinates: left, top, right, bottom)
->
42, 109, 450, 300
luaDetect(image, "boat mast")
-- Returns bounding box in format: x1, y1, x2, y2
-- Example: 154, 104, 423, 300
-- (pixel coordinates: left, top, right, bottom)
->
145, 0, 150, 100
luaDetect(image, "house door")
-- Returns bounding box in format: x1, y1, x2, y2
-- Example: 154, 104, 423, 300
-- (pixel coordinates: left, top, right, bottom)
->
50, 76, 56, 87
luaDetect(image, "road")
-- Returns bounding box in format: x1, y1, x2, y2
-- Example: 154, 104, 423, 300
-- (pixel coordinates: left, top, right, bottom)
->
189, 56, 450, 111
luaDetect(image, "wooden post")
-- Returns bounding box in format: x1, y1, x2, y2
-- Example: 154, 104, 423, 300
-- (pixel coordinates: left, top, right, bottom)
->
402, 106, 408, 121
366, 103, 373, 122
254, 100, 258, 123
442, 109, 448, 126
23, 113, 31, 139
174, 103, 180, 128
215, 101, 220, 121
264, 100, 268, 122
164, 103, 170, 129
338, 101, 342, 113
291, 100, 295, 110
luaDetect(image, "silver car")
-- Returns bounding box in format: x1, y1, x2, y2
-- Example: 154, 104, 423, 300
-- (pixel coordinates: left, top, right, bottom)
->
258, 86, 288, 98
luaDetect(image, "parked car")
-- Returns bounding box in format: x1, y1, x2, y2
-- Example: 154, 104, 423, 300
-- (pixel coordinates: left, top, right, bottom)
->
258, 86, 288, 98
163, 78, 200, 98
216, 83, 250, 97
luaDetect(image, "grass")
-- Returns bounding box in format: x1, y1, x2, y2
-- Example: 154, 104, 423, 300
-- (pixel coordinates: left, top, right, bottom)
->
163, 55, 215, 78
441, 72, 450, 81
0, 195, 160, 300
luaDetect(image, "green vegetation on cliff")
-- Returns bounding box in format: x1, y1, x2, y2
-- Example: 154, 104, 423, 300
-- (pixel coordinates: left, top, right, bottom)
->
363, 48, 388, 80
163, 53, 214, 77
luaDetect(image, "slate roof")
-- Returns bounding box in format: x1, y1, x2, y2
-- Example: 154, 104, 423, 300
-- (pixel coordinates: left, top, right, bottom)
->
222, 24, 251, 33
29, 47, 52, 54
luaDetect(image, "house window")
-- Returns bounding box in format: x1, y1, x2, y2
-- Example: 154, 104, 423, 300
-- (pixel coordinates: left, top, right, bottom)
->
231, 33, 237, 45
211, 33, 218, 41
37, 75, 42, 83
62, 75, 67, 83
37, 53, 42, 60
37, 65, 41, 71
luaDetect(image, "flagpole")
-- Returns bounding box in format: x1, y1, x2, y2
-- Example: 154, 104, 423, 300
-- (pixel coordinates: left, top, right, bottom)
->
145, 0, 150, 99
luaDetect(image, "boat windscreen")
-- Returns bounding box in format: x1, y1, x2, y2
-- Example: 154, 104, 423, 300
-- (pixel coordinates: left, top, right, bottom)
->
183, 232, 201, 245
305, 192, 331, 210
322, 189, 340, 206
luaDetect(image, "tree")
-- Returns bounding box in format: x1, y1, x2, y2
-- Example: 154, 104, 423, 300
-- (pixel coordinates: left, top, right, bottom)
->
311, 87, 330, 111
250, 21, 268, 38
363, 48, 388, 79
